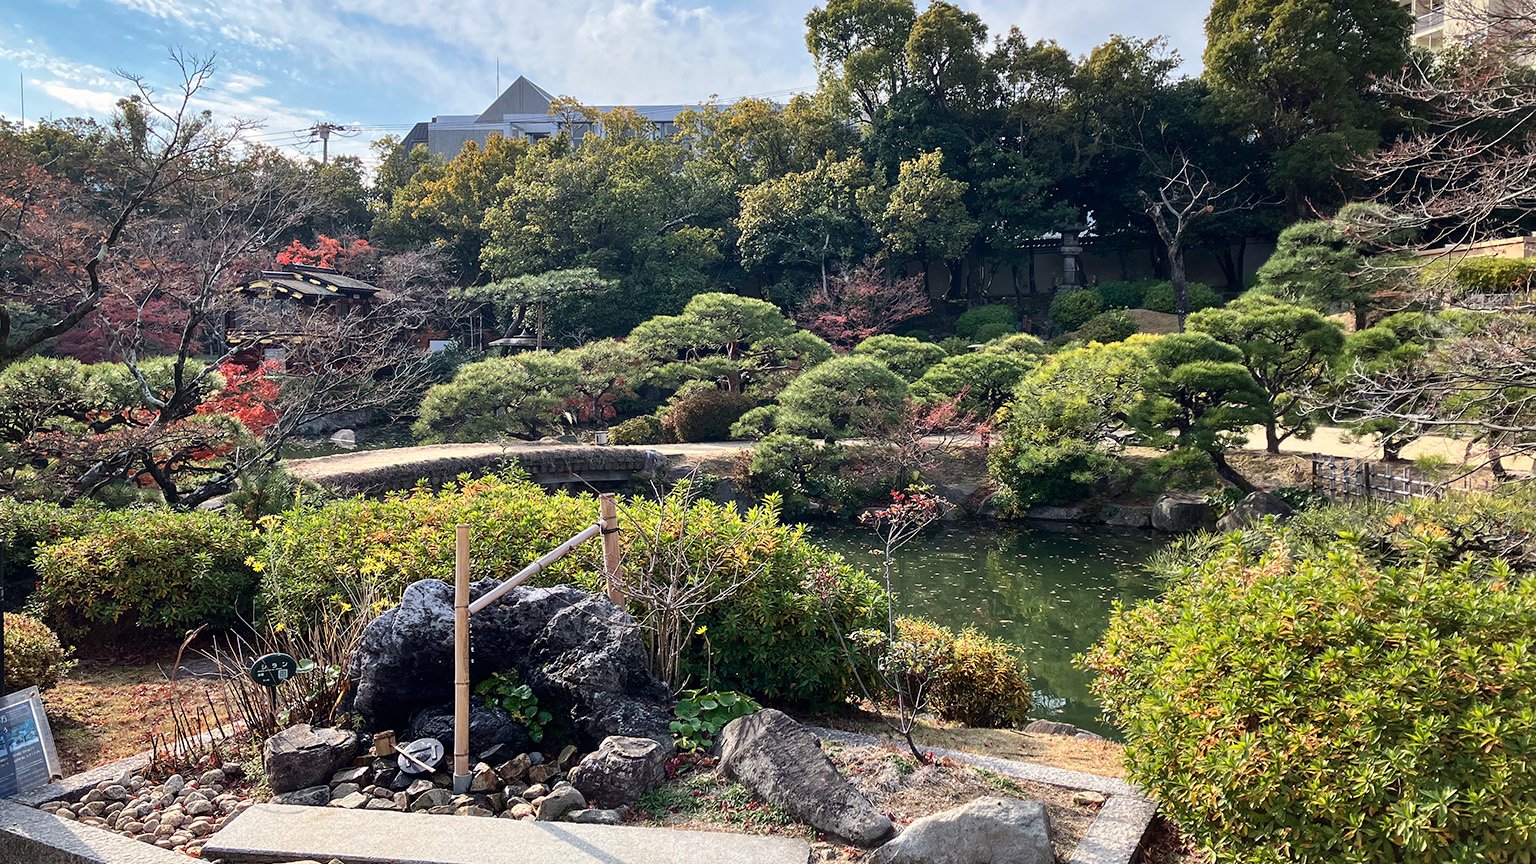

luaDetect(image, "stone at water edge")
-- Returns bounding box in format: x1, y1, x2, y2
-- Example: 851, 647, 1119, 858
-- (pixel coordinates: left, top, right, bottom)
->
263, 724, 360, 794
1151, 493, 1215, 534
717, 709, 894, 847
1022, 719, 1103, 741
872, 797, 1053, 864
569, 735, 668, 808
1215, 490, 1293, 532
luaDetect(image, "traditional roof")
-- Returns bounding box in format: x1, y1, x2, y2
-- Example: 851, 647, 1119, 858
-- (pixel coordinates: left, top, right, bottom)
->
241, 264, 381, 302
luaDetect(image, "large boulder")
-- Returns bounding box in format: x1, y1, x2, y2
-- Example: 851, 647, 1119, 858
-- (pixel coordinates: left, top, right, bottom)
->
872, 797, 1053, 864
717, 709, 893, 847
263, 725, 359, 794
568, 736, 668, 808
354, 580, 674, 753
405, 698, 536, 760
1216, 491, 1293, 532
1151, 494, 1215, 534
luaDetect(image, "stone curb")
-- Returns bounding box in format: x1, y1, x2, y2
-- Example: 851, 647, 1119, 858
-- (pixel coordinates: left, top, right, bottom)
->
807, 726, 1155, 864
0, 799, 187, 864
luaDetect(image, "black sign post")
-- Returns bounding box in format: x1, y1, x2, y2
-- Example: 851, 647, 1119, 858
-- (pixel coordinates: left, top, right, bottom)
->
249, 652, 298, 715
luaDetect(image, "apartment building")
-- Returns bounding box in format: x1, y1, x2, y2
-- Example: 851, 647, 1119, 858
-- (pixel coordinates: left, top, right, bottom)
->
1405, 0, 1528, 51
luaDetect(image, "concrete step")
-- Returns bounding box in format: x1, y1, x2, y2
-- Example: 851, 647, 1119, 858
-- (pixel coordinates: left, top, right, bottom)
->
204, 804, 812, 864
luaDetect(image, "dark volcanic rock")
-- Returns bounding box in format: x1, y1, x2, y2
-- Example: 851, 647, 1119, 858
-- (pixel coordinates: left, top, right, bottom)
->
405, 699, 537, 758
263, 725, 359, 794
568, 735, 668, 808
718, 709, 894, 847
1216, 490, 1293, 532
354, 580, 673, 753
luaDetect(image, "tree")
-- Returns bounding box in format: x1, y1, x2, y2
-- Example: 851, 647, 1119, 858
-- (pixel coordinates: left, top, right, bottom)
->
737, 155, 882, 300
1254, 208, 1400, 330
851, 334, 948, 380
805, 0, 918, 124
412, 352, 578, 443
773, 355, 909, 440
1335, 312, 1446, 461
1131, 333, 1269, 492
562, 339, 641, 427
910, 351, 1036, 417
1203, 0, 1411, 210
797, 258, 929, 349
629, 293, 832, 398
1189, 295, 1345, 453
989, 340, 1148, 506
1138, 153, 1250, 329
877, 150, 976, 293
461, 267, 619, 348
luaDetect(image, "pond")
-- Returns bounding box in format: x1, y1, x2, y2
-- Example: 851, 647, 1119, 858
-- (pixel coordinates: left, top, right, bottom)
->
811, 521, 1165, 739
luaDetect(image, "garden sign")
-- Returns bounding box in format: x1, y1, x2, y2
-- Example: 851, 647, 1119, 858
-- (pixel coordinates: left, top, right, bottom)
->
249, 652, 298, 714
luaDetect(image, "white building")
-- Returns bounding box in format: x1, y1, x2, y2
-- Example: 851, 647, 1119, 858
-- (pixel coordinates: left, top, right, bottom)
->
401, 76, 689, 160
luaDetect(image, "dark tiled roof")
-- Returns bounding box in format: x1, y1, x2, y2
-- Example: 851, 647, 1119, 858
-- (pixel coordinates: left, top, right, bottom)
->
242, 264, 380, 301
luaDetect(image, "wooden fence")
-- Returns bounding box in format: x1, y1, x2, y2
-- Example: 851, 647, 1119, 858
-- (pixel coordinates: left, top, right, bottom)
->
1310, 455, 1491, 503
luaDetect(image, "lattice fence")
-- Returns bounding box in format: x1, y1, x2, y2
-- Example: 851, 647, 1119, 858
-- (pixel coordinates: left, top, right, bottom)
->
1310, 455, 1490, 503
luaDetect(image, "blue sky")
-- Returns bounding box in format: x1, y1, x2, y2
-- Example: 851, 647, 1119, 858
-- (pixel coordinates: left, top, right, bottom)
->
0, 1, 1207, 166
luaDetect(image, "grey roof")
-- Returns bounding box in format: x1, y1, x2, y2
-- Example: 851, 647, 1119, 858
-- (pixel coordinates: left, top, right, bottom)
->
475, 76, 556, 123
242, 264, 381, 302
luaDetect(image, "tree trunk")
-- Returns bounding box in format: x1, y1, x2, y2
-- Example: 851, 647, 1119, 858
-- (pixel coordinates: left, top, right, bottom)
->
1265, 418, 1281, 455
1354, 303, 1369, 332
1383, 435, 1405, 463
1170, 248, 1189, 332
1211, 450, 1256, 493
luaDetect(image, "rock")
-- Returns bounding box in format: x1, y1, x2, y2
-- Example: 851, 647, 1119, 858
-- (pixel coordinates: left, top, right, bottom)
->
527, 763, 557, 785
456, 805, 495, 817
197, 769, 226, 788
1023, 720, 1103, 740
263, 725, 359, 794
410, 788, 453, 812
365, 797, 405, 812
273, 786, 331, 807
102, 784, 130, 801
405, 779, 435, 798
329, 429, 358, 446
1072, 791, 1108, 807
405, 700, 535, 761
569, 736, 667, 808
496, 754, 531, 783
717, 709, 893, 847
354, 581, 675, 752
1216, 491, 1293, 532
1151, 494, 1215, 534
510, 802, 536, 819
523, 783, 549, 800
328, 792, 369, 809
329, 784, 360, 800
1025, 505, 1087, 522
566, 808, 623, 825
534, 785, 587, 821
184, 799, 215, 818
871, 797, 1053, 864
469, 763, 499, 793
330, 766, 370, 786
1098, 505, 1153, 528
163, 776, 186, 796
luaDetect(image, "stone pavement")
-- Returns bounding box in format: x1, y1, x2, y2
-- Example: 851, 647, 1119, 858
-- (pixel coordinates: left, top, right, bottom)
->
204, 803, 813, 864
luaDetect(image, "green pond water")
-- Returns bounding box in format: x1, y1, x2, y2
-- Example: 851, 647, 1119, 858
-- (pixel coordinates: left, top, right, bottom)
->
811, 521, 1166, 738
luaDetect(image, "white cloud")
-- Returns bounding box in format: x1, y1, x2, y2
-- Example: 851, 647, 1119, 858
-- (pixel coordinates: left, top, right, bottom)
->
34, 80, 123, 113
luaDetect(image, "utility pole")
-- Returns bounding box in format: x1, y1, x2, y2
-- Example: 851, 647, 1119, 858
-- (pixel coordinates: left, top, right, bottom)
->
308, 122, 351, 165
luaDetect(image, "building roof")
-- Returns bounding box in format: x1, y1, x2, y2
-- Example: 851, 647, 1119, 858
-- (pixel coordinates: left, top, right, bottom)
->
241, 264, 381, 302
475, 76, 556, 123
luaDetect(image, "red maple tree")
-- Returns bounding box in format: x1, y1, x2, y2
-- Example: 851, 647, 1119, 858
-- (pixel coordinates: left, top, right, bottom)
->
197, 361, 281, 437
799, 259, 931, 349
275, 235, 372, 270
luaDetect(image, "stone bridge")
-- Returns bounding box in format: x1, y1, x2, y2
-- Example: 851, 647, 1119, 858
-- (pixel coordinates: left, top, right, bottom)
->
285, 442, 750, 497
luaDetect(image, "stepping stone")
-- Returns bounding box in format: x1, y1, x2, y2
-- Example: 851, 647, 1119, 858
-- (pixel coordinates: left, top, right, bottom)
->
204, 803, 812, 864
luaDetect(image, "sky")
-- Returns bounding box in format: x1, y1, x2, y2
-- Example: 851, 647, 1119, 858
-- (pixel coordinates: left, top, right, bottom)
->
0, 0, 1209, 166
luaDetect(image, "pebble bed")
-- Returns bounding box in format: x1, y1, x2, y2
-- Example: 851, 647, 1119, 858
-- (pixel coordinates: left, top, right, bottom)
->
36, 766, 254, 858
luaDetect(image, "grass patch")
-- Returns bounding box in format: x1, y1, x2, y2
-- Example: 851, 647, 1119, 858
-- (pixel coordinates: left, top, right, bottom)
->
634, 772, 796, 832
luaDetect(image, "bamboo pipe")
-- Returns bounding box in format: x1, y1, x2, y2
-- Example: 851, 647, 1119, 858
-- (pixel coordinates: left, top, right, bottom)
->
467, 522, 603, 615
600, 493, 624, 606
452, 523, 471, 794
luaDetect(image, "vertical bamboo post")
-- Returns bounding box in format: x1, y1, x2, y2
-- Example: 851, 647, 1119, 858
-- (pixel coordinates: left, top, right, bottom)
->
452, 523, 471, 794
600, 493, 624, 606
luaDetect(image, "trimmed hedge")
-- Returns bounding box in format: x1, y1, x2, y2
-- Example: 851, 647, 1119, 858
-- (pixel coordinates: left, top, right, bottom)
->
3, 613, 74, 691
1049, 289, 1102, 332
665, 389, 756, 443
609, 415, 664, 445
1086, 532, 1536, 863
34, 509, 260, 634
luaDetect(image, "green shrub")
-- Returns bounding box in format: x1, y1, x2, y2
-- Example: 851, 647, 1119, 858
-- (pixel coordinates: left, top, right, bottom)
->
610, 415, 664, 445
0, 500, 105, 585
1433, 257, 1536, 294
1086, 534, 1536, 864
1095, 280, 1155, 309
852, 335, 949, 381
35, 509, 260, 634
1048, 289, 1102, 332
895, 617, 1031, 728
256, 474, 887, 707
3, 613, 74, 691
664, 389, 756, 442
671, 689, 762, 752
1074, 310, 1138, 343
1141, 281, 1221, 315
1132, 449, 1217, 494
969, 322, 1017, 342
729, 405, 779, 440
742, 433, 848, 516
982, 333, 1049, 357
775, 356, 908, 440
413, 353, 577, 443
938, 336, 973, 356
955, 305, 1016, 339
911, 352, 1036, 416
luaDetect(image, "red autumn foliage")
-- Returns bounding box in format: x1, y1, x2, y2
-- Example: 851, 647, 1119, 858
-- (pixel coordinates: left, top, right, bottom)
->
197, 361, 281, 437
276, 235, 372, 270
799, 260, 931, 349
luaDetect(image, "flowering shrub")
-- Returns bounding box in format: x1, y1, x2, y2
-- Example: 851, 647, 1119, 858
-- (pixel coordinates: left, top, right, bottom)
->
1085, 533, 1536, 863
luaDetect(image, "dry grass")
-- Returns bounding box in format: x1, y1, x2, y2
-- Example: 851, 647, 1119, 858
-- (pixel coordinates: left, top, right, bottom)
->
44, 657, 223, 774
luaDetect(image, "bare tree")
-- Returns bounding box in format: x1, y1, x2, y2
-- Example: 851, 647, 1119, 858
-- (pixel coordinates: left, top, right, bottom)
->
1139, 153, 1250, 329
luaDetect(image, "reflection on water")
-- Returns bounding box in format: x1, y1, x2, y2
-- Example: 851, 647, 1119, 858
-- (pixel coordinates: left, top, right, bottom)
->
811, 521, 1164, 739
